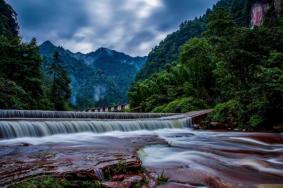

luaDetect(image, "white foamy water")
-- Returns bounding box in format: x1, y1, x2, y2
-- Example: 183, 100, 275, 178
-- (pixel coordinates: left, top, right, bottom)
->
0, 117, 191, 139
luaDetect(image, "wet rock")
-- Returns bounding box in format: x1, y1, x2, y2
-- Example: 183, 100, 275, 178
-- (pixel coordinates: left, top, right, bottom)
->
102, 181, 131, 188
159, 182, 195, 188
273, 123, 283, 132
204, 177, 235, 188
62, 169, 100, 181
247, 133, 283, 144
102, 175, 144, 188
192, 124, 200, 129
124, 174, 143, 183
112, 174, 125, 181
1, 130, 283, 188
0, 135, 153, 186
210, 122, 225, 129
20, 143, 32, 147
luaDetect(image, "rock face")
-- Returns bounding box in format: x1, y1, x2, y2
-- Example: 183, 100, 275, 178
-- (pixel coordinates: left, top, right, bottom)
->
251, 0, 282, 27
251, 1, 269, 27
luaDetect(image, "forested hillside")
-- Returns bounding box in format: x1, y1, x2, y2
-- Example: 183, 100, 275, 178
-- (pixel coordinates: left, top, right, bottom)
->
135, 0, 252, 81
129, 0, 283, 130
40, 41, 146, 109
0, 0, 75, 110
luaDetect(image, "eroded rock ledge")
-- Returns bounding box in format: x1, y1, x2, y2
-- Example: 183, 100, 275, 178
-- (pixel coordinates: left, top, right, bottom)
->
0, 135, 168, 188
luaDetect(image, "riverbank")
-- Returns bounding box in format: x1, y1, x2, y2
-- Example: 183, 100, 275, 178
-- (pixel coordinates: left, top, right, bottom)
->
195, 120, 283, 133
187, 109, 283, 132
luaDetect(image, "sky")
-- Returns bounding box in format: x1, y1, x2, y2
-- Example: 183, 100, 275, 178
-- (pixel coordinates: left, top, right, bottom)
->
7, 0, 219, 56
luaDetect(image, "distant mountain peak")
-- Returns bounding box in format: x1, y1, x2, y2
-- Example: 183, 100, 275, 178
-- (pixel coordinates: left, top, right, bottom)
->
96, 47, 108, 51
95, 47, 114, 56
39, 41, 147, 69
41, 40, 55, 48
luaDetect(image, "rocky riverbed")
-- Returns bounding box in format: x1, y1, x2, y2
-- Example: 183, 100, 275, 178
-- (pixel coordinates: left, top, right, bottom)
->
0, 129, 283, 188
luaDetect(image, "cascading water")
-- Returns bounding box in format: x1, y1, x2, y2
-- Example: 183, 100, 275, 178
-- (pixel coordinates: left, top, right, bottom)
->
0, 110, 178, 119
0, 110, 191, 139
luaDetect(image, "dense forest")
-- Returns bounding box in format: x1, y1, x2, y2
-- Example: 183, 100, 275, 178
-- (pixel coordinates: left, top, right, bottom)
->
0, 0, 71, 110
129, 0, 283, 130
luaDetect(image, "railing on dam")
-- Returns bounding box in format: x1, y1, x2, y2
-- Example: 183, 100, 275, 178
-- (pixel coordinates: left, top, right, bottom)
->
86, 104, 130, 112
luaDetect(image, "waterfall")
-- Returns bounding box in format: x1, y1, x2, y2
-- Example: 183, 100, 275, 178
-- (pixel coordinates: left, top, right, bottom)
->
0, 118, 192, 139
0, 110, 178, 119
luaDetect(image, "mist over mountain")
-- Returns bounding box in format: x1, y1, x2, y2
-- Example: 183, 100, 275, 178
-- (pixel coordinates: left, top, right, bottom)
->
40, 41, 147, 109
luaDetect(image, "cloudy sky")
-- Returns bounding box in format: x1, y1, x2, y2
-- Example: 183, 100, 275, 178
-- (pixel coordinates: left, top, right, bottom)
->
8, 0, 218, 56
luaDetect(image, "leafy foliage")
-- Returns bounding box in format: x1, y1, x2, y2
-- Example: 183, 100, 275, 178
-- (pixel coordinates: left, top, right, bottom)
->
135, 17, 207, 81
152, 97, 207, 113
0, 77, 28, 109
130, 0, 283, 130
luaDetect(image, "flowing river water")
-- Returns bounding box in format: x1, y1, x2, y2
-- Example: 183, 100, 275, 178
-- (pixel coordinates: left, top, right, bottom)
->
0, 110, 282, 188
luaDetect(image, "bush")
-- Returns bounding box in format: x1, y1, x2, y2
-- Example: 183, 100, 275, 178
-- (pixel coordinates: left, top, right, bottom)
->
152, 97, 207, 113
248, 115, 264, 128
210, 99, 243, 128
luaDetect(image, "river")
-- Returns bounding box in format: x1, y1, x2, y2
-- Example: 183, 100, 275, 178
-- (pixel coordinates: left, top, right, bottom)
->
0, 110, 282, 188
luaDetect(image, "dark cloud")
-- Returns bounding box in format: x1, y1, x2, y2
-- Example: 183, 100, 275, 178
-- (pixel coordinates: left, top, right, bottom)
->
7, 0, 218, 56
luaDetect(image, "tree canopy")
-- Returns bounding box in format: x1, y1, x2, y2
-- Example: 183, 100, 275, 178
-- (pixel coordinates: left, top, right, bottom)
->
129, 0, 283, 130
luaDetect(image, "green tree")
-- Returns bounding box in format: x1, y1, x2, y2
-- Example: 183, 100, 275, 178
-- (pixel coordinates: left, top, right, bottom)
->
180, 38, 216, 103
0, 0, 18, 37
49, 52, 71, 110
0, 77, 28, 109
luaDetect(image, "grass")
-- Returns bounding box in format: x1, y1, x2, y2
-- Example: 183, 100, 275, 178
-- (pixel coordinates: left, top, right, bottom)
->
157, 171, 169, 185
12, 176, 102, 188
104, 160, 128, 180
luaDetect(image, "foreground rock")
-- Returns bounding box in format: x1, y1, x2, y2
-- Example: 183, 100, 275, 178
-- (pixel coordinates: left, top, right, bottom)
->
0, 134, 165, 187
1, 130, 283, 188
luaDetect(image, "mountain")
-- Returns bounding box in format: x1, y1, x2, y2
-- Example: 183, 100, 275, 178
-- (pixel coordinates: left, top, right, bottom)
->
39, 41, 147, 109
73, 47, 146, 70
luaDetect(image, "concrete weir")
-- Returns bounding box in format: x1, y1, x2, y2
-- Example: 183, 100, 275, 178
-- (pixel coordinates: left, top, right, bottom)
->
0, 110, 211, 139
